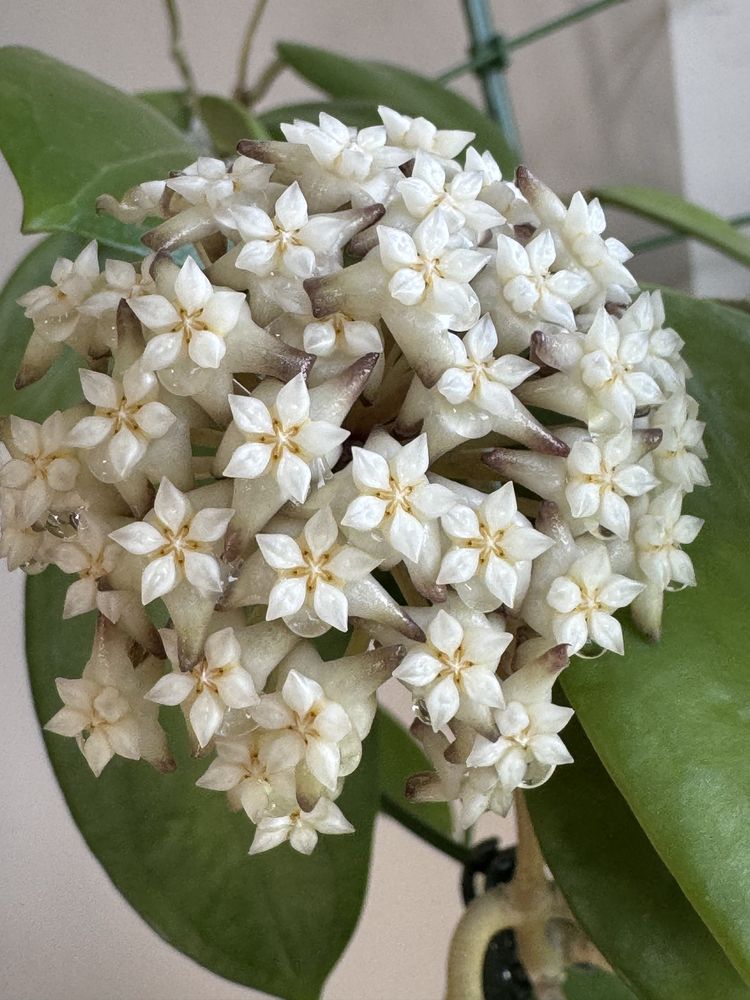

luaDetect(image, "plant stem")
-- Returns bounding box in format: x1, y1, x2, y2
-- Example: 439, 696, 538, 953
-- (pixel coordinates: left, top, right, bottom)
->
445, 884, 521, 1000
510, 0, 628, 49
380, 792, 470, 864
233, 0, 271, 103
439, 0, 628, 83
162, 0, 200, 121
245, 57, 285, 108
459, 0, 520, 154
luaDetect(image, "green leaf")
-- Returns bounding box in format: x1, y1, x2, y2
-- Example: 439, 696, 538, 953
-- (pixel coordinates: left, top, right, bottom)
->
564, 967, 637, 1000
140, 91, 270, 154
277, 42, 519, 174
0, 47, 196, 253
594, 186, 750, 268
260, 100, 380, 140
561, 292, 750, 985
138, 89, 191, 132
26, 567, 379, 1000
528, 718, 750, 999
199, 94, 270, 151
377, 709, 453, 839
0, 233, 91, 419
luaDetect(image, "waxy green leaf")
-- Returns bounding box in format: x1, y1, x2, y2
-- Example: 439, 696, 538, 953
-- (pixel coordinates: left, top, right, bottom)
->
564, 967, 637, 1000
277, 42, 519, 173
529, 718, 750, 999
0, 47, 196, 253
595, 186, 750, 268
26, 567, 379, 1000
561, 293, 750, 987
140, 90, 269, 153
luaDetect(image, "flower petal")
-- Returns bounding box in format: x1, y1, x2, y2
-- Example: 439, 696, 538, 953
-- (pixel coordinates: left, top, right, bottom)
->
427, 609, 463, 656
187, 507, 234, 543
425, 674, 460, 731
188, 330, 226, 369
147, 671, 196, 705
109, 522, 165, 555
223, 441, 273, 479
190, 689, 225, 747
341, 494, 387, 531
266, 577, 307, 620
313, 579, 349, 631
183, 551, 223, 594
154, 478, 188, 533
257, 533, 304, 570
141, 553, 178, 604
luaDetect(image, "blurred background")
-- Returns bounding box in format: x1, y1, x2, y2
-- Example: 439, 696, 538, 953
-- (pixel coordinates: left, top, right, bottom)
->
1, 2, 748, 998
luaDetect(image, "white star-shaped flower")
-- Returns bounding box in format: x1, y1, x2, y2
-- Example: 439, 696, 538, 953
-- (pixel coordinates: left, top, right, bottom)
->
397, 151, 504, 234
45, 623, 170, 776
634, 489, 703, 590
196, 730, 297, 823
109, 478, 233, 604
222, 374, 349, 503
616, 291, 688, 394
233, 181, 351, 279
651, 392, 709, 491
249, 797, 354, 856
377, 212, 489, 329
436, 314, 538, 417
77, 255, 155, 320
0, 492, 52, 571
546, 545, 644, 654
393, 608, 509, 731
467, 696, 574, 794
495, 230, 588, 328
302, 313, 382, 359
166, 155, 274, 214
281, 112, 408, 181
147, 627, 258, 747
378, 105, 474, 160
565, 430, 658, 539
251, 668, 353, 792
67, 366, 175, 479
579, 308, 664, 426
257, 506, 379, 633
0, 411, 80, 524
17, 240, 101, 343
50, 516, 119, 618
342, 434, 455, 562
554, 191, 636, 297
438, 481, 552, 610
464, 147, 533, 225
128, 256, 245, 371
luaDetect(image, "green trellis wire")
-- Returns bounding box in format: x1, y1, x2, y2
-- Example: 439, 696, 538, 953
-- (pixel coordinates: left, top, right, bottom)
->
451, 0, 629, 154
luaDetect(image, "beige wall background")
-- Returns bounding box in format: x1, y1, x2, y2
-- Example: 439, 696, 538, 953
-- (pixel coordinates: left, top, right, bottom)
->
1, 2, 748, 999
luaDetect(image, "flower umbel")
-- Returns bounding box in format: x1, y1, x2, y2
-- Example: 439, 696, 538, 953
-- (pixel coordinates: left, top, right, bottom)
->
0, 103, 706, 857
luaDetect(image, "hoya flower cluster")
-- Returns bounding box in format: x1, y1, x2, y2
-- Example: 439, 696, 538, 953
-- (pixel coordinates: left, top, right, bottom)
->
1, 105, 707, 854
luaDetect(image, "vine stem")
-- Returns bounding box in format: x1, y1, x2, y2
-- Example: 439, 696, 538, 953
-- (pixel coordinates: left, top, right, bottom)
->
380, 793, 470, 864
445, 884, 522, 1000
162, 0, 200, 121
511, 0, 628, 49
244, 56, 284, 107
233, 0, 271, 103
